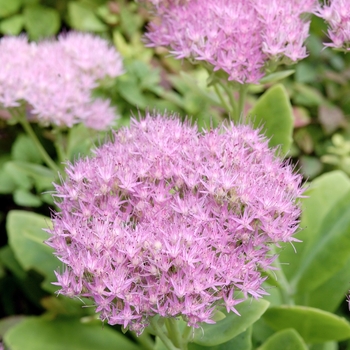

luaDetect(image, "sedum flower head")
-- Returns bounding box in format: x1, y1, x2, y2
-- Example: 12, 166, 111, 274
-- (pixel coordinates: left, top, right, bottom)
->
46, 112, 303, 333
0, 32, 123, 129
314, 0, 350, 51
145, 0, 316, 83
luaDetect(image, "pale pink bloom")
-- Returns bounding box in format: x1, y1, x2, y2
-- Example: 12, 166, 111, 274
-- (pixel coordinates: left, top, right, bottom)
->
46, 113, 304, 333
314, 0, 350, 51
145, 0, 316, 83
58, 31, 124, 80
0, 32, 123, 129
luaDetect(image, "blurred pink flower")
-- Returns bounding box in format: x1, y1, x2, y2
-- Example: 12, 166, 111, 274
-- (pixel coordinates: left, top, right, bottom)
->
0, 32, 123, 129
46, 112, 304, 333
145, 0, 316, 83
314, 0, 350, 51
58, 31, 124, 81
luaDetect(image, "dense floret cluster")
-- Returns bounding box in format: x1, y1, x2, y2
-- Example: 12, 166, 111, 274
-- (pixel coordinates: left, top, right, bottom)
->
46, 113, 303, 333
0, 32, 123, 129
145, 0, 316, 83
314, 0, 350, 51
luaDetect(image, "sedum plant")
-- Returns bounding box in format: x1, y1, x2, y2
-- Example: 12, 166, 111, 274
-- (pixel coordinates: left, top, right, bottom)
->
3, 1, 350, 350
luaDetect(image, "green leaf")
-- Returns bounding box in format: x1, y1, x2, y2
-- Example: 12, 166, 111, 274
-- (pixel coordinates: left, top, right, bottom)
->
0, 260, 7, 279
7, 210, 58, 292
6, 161, 55, 192
4, 316, 141, 350
280, 170, 350, 280
4, 161, 33, 190
189, 327, 252, 350
260, 286, 282, 307
257, 329, 307, 350
0, 14, 24, 35
293, 83, 323, 107
293, 192, 350, 292
113, 30, 132, 57
263, 305, 350, 343
66, 124, 97, 161
155, 336, 167, 350
40, 295, 93, 317
0, 157, 17, 194
192, 299, 269, 346
184, 92, 208, 115
259, 70, 295, 84
252, 318, 275, 348
96, 4, 118, 25
117, 77, 150, 108
295, 62, 318, 84
119, 5, 142, 37
12, 134, 42, 164
0, 245, 26, 280
0, 316, 26, 339
299, 155, 323, 179
13, 188, 42, 207
23, 5, 60, 40
0, 0, 21, 18
310, 341, 338, 350
302, 255, 350, 312
177, 71, 219, 106
68, 2, 108, 32
22, 0, 39, 4
249, 84, 293, 156
212, 309, 226, 322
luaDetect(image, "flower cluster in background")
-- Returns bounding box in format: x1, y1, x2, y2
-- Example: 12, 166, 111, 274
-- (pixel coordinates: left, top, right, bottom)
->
46, 113, 303, 333
314, 0, 350, 51
0, 32, 123, 129
145, 0, 316, 83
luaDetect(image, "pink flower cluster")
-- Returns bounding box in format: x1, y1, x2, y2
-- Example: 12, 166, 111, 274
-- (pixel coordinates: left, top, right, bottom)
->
0, 32, 123, 129
145, 0, 316, 83
314, 0, 350, 51
46, 113, 303, 333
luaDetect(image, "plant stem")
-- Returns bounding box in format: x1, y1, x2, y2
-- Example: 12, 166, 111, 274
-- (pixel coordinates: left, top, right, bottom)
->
150, 317, 180, 350
165, 318, 183, 349
214, 84, 233, 117
130, 330, 154, 350
237, 83, 249, 121
270, 247, 294, 305
182, 325, 193, 348
53, 127, 68, 165
17, 113, 60, 174
220, 82, 238, 121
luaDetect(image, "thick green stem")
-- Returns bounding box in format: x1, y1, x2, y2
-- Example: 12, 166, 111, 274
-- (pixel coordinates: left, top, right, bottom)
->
237, 84, 249, 121
213, 84, 233, 117
270, 248, 295, 305
130, 330, 154, 350
182, 325, 193, 348
17, 114, 60, 174
165, 318, 183, 350
52, 127, 68, 165
220, 82, 238, 121
150, 317, 180, 350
